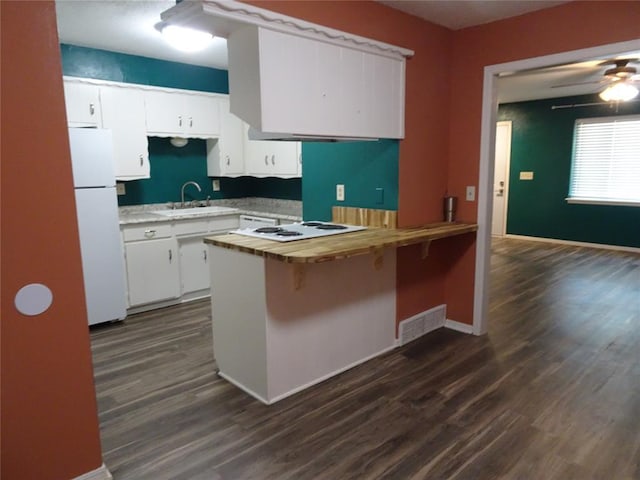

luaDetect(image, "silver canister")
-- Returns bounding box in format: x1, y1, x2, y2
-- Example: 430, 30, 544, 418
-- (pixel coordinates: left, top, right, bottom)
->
443, 196, 458, 223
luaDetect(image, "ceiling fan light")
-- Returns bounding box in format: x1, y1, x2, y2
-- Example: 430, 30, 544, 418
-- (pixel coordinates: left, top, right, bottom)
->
599, 82, 639, 102
160, 24, 213, 53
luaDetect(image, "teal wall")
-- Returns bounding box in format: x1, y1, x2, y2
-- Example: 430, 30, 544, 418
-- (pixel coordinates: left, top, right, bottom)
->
61, 44, 301, 205
301, 140, 399, 221
61, 44, 229, 93
498, 94, 640, 248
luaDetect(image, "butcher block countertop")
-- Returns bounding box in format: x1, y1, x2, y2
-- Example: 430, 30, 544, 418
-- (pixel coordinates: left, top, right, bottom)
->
203, 222, 478, 264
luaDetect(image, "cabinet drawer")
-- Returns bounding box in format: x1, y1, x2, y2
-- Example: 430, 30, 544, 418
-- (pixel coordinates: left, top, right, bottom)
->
209, 215, 239, 232
174, 220, 209, 236
123, 223, 172, 242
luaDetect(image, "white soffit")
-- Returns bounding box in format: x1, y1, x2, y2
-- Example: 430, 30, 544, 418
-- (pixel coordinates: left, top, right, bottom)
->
160, 0, 415, 59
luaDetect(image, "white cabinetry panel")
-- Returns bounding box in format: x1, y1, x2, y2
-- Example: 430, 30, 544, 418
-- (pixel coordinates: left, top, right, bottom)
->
229, 27, 405, 139
207, 97, 245, 176
179, 237, 210, 295
125, 237, 180, 307
100, 85, 149, 180
63, 81, 101, 127
244, 125, 299, 177
145, 90, 220, 138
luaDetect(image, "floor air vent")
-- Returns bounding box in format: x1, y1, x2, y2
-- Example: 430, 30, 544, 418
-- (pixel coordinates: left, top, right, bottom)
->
399, 305, 446, 346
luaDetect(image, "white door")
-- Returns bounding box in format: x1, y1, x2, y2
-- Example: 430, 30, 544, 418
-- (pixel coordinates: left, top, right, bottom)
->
492, 121, 512, 236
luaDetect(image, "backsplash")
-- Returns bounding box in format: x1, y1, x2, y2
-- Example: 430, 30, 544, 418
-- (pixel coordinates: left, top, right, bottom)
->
120, 197, 302, 220
116, 138, 301, 206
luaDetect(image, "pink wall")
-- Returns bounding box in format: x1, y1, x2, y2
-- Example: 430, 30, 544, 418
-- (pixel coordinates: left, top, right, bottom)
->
1, 2, 104, 478
247, 1, 456, 324
445, 0, 640, 324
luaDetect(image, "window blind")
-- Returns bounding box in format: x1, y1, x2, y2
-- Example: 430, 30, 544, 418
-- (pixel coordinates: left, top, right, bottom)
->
569, 115, 640, 204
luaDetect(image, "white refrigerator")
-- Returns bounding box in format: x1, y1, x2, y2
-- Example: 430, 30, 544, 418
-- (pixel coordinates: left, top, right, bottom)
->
69, 128, 127, 325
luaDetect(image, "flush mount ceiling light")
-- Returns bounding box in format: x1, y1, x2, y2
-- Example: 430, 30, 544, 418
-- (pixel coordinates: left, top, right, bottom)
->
156, 23, 213, 53
599, 81, 639, 102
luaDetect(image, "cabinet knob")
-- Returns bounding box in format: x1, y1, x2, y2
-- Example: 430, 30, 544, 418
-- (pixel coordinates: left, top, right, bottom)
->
203, 250, 207, 261
189, 117, 193, 127
264, 155, 269, 165
144, 229, 156, 238
271, 155, 275, 165
89, 103, 95, 116
226, 155, 230, 166
169, 249, 173, 262
178, 116, 183, 127
139, 155, 143, 167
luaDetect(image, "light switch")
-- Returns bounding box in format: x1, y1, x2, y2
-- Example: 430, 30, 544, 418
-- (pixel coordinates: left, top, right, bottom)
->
520, 171, 534, 180
212, 179, 221, 191
336, 184, 345, 201
116, 183, 125, 195
375, 187, 384, 204
466, 186, 476, 201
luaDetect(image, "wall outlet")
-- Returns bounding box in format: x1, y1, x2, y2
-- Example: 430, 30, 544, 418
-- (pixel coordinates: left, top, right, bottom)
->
212, 179, 221, 191
519, 171, 534, 180
336, 184, 345, 201
466, 185, 476, 201
116, 183, 125, 195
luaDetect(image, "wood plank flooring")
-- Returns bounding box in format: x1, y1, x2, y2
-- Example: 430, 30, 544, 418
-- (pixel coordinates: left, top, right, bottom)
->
90, 238, 640, 479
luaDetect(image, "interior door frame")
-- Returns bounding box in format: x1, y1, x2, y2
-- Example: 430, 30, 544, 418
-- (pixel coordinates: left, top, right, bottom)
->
472, 38, 640, 336
492, 120, 512, 237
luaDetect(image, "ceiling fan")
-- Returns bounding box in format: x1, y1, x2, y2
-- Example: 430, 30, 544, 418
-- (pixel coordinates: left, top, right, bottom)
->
552, 59, 640, 101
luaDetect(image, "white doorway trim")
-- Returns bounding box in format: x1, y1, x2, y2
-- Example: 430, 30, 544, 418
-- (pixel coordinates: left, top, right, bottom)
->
491, 121, 512, 237
472, 38, 640, 336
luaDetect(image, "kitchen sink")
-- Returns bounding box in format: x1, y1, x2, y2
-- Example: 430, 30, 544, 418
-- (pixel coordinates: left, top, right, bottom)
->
152, 206, 239, 217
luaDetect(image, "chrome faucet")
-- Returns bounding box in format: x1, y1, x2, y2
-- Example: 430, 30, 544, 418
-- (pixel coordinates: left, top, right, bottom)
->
181, 181, 202, 208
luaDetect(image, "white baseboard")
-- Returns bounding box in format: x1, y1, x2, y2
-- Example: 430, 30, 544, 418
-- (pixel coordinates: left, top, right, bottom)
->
445, 319, 474, 334
504, 234, 640, 254
73, 463, 112, 480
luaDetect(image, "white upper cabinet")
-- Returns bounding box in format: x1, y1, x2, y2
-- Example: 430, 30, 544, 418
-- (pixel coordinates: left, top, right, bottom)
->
207, 97, 244, 176
100, 85, 150, 180
63, 81, 101, 127
145, 90, 220, 138
243, 125, 299, 177
228, 27, 406, 139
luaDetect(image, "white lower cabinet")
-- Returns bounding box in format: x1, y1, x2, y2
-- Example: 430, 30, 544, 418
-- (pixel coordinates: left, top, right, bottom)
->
124, 237, 180, 307
179, 237, 210, 295
122, 216, 240, 311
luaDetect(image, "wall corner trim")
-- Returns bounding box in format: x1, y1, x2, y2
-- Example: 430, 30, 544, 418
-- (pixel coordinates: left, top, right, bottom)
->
445, 319, 474, 335
73, 464, 113, 480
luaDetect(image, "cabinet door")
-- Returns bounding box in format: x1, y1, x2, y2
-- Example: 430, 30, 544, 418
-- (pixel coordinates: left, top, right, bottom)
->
179, 237, 210, 295
185, 94, 220, 137
125, 238, 180, 307
100, 86, 149, 179
270, 141, 299, 176
207, 97, 244, 176
144, 90, 184, 135
244, 122, 273, 176
63, 82, 101, 127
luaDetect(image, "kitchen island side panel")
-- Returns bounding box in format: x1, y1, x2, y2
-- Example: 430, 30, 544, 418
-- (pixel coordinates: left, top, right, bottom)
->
264, 250, 397, 402
209, 246, 269, 401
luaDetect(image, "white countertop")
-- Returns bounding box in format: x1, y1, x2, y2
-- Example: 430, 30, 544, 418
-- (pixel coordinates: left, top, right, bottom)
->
119, 198, 302, 225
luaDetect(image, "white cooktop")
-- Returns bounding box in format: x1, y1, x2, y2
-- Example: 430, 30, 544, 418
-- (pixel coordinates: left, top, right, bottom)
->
231, 221, 367, 242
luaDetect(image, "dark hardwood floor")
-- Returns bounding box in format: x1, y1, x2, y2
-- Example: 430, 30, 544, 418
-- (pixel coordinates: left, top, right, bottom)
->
90, 238, 640, 479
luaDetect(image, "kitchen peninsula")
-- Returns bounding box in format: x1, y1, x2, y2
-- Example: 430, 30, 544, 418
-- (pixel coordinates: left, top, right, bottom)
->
204, 222, 477, 404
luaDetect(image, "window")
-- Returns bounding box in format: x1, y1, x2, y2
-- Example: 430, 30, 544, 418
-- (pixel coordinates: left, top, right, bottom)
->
568, 115, 640, 206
